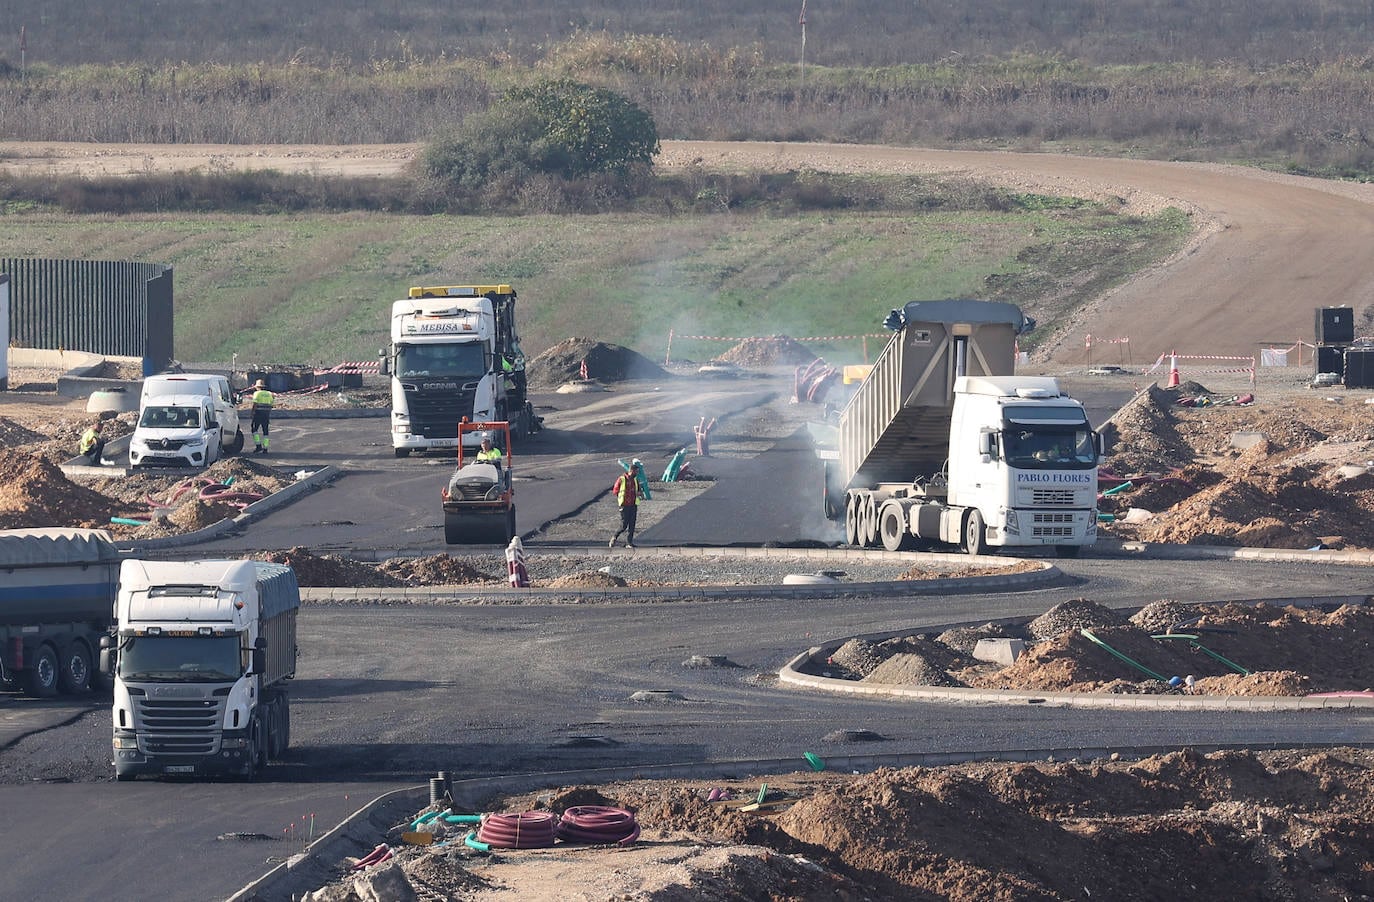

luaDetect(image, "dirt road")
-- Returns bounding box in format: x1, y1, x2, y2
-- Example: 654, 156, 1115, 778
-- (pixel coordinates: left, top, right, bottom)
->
7, 139, 1374, 366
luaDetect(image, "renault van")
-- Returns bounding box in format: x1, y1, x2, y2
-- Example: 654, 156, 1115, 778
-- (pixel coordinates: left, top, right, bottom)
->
129, 394, 221, 469
141, 373, 244, 455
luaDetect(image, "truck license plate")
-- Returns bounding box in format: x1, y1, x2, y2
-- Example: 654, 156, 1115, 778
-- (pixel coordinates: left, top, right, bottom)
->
164, 765, 195, 773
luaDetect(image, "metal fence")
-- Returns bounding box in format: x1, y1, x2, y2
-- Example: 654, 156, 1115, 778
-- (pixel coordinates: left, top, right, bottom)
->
1, 257, 174, 375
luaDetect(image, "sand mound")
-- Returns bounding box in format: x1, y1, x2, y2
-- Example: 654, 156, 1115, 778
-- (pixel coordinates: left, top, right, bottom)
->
526, 338, 669, 387
710, 335, 820, 367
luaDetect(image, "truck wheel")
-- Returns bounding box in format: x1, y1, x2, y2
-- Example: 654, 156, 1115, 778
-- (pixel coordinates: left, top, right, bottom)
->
844, 496, 859, 546
22, 644, 60, 698
57, 642, 93, 695
1055, 545, 1081, 558
115, 771, 136, 782
394, 448, 411, 458
860, 495, 879, 547
879, 503, 911, 552
964, 511, 987, 557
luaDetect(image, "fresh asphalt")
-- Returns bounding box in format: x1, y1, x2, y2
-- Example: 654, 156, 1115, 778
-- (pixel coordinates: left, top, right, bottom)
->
4, 372, 1373, 902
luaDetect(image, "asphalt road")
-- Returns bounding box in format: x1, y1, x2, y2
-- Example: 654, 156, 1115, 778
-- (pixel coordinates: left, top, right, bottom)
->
3, 373, 1372, 902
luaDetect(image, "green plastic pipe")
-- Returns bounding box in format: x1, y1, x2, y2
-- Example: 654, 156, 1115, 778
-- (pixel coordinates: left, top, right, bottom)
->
110, 517, 150, 526
1151, 634, 1252, 675
463, 830, 490, 852
1102, 481, 1134, 496
1080, 629, 1169, 682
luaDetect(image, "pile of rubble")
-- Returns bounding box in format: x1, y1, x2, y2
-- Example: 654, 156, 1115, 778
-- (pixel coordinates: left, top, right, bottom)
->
525, 338, 669, 387
710, 335, 819, 367
812, 597, 1374, 696
302, 747, 1374, 901
1098, 380, 1374, 549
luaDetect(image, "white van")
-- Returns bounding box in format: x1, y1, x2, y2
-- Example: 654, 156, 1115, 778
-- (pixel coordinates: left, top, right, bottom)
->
141, 373, 243, 455
129, 394, 221, 469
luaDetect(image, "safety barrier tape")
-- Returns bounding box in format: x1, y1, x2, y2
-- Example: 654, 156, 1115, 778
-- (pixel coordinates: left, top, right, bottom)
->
316, 361, 380, 374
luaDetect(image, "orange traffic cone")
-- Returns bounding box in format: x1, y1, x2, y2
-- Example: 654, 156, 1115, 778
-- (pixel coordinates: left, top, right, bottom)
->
1166, 354, 1180, 388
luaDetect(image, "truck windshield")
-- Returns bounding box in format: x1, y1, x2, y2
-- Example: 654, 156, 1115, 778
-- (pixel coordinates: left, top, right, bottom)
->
1003, 427, 1096, 469
396, 343, 486, 379
139, 405, 200, 428
118, 635, 242, 681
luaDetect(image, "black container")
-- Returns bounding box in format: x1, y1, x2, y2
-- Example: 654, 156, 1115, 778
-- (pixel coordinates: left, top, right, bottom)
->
1316, 344, 1345, 377
1345, 348, 1374, 388
1316, 307, 1355, 345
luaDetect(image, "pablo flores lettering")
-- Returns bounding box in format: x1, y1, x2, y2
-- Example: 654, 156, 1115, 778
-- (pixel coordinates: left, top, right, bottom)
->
1015, 472, 1093, 484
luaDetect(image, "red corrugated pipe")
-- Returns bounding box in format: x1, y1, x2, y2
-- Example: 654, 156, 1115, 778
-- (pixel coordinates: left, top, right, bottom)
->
555, 806, 640, 845
475, 811, 557, 849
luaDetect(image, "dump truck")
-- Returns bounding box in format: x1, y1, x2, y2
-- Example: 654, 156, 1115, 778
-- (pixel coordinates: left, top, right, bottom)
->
441, 419, 517, 544
823, 299, 1101, 556
384, 284, 538, 458
0, 528, 122, 697
105, 559, 300, 780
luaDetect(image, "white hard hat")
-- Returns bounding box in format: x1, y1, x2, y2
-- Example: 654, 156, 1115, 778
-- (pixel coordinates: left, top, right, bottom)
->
632, 458, 643, 467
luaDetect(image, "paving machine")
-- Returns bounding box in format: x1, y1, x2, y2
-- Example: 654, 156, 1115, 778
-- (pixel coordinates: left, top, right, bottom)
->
441, 420, 517, 544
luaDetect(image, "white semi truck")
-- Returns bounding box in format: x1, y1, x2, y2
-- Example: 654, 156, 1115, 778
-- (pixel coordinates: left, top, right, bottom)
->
384, 284, 537, 458
105, 559, 300, 780
824, 299, 1101, 557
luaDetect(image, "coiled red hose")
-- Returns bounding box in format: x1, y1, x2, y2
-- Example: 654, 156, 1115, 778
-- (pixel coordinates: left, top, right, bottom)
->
475, 811, 557, 849
198, 481, 264, 508
555, 806, 640, 845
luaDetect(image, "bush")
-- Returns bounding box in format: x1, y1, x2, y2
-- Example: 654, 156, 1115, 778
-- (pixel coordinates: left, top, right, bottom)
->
422, 77, 659, 190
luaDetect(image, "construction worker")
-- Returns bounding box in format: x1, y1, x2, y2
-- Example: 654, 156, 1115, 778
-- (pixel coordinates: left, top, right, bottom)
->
476, 435, 503, 462
249, 379, 274, 454
609, 458, 649, 549
78, 420, 106, 464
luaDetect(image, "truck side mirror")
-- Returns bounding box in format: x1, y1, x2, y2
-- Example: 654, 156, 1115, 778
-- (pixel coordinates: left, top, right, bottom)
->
378, 348, 390, 376
98, 635, 115, 674
251, 648, 266, 675
978, 430, 997, 461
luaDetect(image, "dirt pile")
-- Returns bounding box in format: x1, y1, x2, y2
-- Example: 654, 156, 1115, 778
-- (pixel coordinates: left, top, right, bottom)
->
305, 747, 1374, 901
526, 338, 669, 387
811, 598, 1374, 696
1099, 380, 1374, 549
0, 452, 123, 529
710, 335, 819, 367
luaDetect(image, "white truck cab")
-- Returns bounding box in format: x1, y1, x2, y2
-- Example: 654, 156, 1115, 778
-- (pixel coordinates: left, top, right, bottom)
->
141, 373, 244, 456
129, 393, 220, 469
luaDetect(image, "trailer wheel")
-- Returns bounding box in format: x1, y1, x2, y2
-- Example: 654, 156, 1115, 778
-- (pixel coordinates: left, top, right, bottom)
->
22, 644, 60, 698
860, 495, 879, 547
963, 511, 987, 557
844, 495, 860, 546
879, 502, 912, 552
57, 642, 93, 695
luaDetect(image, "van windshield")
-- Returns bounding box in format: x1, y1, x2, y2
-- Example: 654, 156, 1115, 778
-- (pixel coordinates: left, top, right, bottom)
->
139, 405, 201, 428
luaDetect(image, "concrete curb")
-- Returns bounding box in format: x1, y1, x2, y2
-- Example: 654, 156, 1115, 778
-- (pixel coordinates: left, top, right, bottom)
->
1093, 538, 1374, 564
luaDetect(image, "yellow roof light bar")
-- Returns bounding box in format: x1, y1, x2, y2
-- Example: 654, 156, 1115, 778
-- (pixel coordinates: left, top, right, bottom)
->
409, 285, 515, 299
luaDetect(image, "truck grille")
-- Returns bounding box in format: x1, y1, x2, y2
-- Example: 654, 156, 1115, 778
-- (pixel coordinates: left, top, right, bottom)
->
133, 695, 225, 756
403, 385, 477, 437
1030, 488, 1077, 506
1030, 511, 1077, 539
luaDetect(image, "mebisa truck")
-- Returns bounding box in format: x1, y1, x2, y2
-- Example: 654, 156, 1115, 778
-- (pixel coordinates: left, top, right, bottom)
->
385, 284, 537, 457
824, 299, 1101, 557
0, 528, 121, 697
106, 559, 300, 780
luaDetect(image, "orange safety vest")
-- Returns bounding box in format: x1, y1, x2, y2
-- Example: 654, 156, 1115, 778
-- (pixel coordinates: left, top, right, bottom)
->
613, 473, 639, 506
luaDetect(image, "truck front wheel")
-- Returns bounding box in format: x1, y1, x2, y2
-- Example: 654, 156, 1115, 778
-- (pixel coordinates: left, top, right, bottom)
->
22, 644, 60, 698
964, 511, 987, 557
394, 448, 411, 458
879, 502, 912, 552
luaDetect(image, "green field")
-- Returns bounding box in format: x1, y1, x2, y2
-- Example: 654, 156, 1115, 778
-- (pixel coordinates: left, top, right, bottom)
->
2, 199, 1188, 367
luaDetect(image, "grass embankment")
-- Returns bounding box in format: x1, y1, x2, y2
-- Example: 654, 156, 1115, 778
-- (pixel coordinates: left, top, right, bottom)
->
0, 189, 1188, 365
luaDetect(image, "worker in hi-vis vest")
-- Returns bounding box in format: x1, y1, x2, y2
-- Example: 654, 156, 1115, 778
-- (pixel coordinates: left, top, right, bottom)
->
249, 379, 275, 454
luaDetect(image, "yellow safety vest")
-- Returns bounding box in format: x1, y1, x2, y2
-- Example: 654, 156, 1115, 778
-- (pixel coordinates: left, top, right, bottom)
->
80, 427, 100, 453
251, 389, 274, 408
